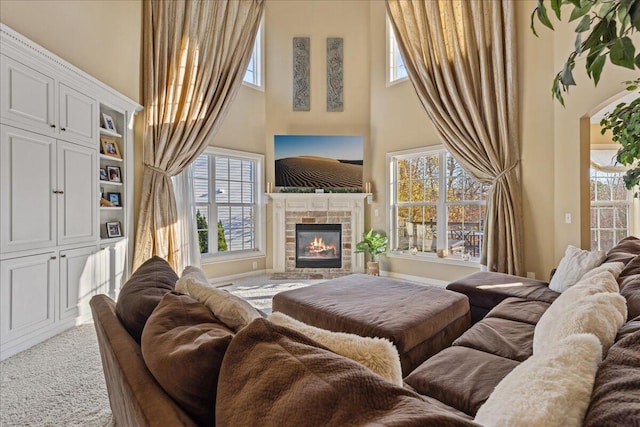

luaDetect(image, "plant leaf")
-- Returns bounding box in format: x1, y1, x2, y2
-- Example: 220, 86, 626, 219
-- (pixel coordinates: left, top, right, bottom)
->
631, 0, 640, 30
575, 14, 591, 32
636, 52, 640, 68
569, 2, 592, 21
537, 2, 555, 30
610, 37, 636, 69
575, 33, 583, 53
583, 20, 607, 49
590, 54, 607, 84
551, 0, 562, 18
560, 61, 577, 86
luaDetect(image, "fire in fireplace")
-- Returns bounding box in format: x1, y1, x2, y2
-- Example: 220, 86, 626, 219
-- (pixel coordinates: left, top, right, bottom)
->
296, 224, 342, 268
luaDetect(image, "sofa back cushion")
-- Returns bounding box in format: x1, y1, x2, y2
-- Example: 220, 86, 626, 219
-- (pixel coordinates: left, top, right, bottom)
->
216, 318, 477, 427
475, 334, 602, 427
141, 292, 234, 427
115, 256, 178, 342
584, 329, 640, 426
619, 255, 640, 320
604, 236, 640, 264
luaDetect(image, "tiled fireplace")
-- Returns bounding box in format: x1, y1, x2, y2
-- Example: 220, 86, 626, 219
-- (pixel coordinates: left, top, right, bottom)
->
269, 193, 367, 279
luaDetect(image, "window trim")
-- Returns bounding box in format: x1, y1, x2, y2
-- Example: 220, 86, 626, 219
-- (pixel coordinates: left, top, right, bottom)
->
386, 145, 486, 262
242, 19, 264, 91
386, 15, 409, 86
197, 146, 265, 263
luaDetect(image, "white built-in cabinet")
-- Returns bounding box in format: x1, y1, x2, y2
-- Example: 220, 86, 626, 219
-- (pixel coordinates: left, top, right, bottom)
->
0, 24, 142, 360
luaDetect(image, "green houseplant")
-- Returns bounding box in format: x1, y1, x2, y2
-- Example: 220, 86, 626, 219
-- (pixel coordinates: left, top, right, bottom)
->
355, 229, 388, 275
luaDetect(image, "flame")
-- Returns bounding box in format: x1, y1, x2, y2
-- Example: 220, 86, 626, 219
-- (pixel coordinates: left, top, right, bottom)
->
305, 235, 338, 257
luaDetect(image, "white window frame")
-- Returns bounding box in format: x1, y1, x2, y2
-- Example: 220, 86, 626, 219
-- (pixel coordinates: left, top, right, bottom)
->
386, 145, 487, 263
589, 166, 634, 251
195, 146, 265, 262
243, 19, 264, 90
386, 16, 408, 86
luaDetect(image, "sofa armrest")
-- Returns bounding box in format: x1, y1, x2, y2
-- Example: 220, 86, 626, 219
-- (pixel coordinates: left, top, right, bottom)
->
90, 295, 198, 427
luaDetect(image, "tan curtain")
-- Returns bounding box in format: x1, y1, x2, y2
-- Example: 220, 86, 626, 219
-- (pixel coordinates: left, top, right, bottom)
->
134, 0, 264, 272
387, 0, 523, 275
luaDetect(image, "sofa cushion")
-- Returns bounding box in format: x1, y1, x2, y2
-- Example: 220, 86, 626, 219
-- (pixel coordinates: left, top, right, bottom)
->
268, 312, 402, 386
452, 317, 534, 362
141, 292, 234, 427
115, 256, 178, 342
534, 292, 627, 355
446, 272, 558, 311
475, 334, 602, 427
604, 236, 640, 264
215, 318, 477, 427
619, 255, 640, 320
548, 245, 606, 293
617, 314, 640, 341
404, 346, 519, 417
584, 329, 640, 426
485, 297, 550, 325
176, 273, 262, 332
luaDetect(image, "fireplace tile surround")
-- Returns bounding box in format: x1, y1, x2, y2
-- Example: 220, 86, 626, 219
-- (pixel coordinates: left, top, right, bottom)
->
269, 193, 367, 279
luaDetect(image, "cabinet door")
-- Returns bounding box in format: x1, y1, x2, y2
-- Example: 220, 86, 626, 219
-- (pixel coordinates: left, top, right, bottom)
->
0, 55, 55, 136
57, 141, 97, 246
59, 245, 96, 322
97, 240, 127, 299
0, 252, 57, 347
58, 83, 96, 147
0, 125, 57, 253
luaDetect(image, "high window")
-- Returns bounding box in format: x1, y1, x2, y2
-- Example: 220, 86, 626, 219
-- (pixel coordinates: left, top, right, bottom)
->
589, 156, 632, 251
243, 20, 263, 88
193, 147, 264, 259
388, 146, 489, 261
387, 17, 408, 84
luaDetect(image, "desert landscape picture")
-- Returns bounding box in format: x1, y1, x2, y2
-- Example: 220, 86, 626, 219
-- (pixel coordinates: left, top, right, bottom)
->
274, 135, 363, 188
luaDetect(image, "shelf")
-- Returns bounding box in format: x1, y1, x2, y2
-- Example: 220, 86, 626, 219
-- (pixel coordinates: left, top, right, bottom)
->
99, 180, 122, 186
99, 127, 122, 138
100, 206, 123, 211
99, 153, 123, 163
100, 237, 126, 245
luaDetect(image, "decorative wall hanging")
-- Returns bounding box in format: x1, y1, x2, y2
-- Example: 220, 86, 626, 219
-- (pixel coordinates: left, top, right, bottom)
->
326, 37, 343, 112
292, 37, 310, 111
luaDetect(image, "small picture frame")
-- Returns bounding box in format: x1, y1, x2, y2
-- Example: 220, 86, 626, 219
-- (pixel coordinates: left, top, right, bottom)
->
99, 168, 108, 181
107, 192, 121, 207
100, 137, 121, 159
106, 166, 121, 183
106, 221, 122, 238
102, 113, 117, 133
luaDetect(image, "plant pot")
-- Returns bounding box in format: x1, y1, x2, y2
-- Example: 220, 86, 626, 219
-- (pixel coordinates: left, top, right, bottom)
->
367, 261, 380, 276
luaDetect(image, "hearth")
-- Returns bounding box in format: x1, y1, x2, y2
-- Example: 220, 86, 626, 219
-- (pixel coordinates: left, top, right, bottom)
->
296, 223, 342, 268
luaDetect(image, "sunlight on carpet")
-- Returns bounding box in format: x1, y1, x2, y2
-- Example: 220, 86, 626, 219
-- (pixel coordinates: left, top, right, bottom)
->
225, 282, 312, 314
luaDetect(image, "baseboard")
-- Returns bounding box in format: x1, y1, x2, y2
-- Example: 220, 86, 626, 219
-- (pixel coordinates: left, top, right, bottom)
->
380, 270, 449, 288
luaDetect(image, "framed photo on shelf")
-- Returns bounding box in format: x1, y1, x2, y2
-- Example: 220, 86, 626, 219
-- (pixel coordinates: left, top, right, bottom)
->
99, 168, 108, 181
107, 192, 121, 207
102, 113, 117, 133
106, 221, 122, 238
100, 137, 121, 159
106, 166, 121, 183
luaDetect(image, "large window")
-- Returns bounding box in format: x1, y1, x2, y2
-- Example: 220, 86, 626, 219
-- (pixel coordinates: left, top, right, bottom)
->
387, 17, 408, 84
243, 20, 263, 88
590, 167, 631, 251
193, 147, 264, 259
388, 147, 489, 261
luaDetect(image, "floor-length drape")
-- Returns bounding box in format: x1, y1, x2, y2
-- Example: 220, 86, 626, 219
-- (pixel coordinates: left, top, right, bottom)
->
387, 0, 523, 275
134, 0, 264, 272
173, 164, 200, 269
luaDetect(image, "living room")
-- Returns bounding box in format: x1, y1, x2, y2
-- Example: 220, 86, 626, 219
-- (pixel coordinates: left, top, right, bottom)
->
1, 0, 639, 426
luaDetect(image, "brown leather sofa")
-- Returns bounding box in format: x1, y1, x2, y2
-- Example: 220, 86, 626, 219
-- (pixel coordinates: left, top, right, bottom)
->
91, 237, 640, 426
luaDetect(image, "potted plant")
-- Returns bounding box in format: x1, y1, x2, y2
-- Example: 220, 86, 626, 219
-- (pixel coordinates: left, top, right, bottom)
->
355, 229, 388, 275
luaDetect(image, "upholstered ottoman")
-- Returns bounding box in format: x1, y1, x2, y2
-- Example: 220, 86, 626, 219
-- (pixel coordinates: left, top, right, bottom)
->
272, 274, 470, 376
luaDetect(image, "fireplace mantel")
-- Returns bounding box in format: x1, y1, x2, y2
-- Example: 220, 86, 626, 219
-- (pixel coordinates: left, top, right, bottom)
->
269, 193, 369, 277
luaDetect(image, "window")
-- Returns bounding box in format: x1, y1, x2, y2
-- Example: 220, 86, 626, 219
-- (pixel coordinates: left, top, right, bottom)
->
590, 167, 631, 251
387, 17, 408, 84
193, 147, 264, 259
243, 20, 263, 88
388, 147, 489, 261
